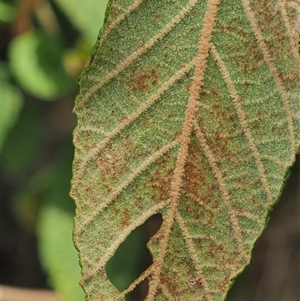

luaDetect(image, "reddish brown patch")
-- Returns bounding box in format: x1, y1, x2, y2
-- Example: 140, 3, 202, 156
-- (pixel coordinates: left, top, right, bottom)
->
95, 142, 131, 192
121, 208, 130, 227
149, 155, 174, 201
183, 136, 213, 201
121, 133, 134, 149
129, 68, 158, 92
159, 270, 180, 296
133, 195, 143, 210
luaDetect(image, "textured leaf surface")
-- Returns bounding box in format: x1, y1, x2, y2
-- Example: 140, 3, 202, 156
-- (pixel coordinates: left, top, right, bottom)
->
71, 0, 300, 300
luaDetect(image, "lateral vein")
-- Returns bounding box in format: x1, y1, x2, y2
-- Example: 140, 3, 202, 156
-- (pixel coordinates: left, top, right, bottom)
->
211, 43, 273, 204
193, 120, 245, 255
75, 0, 201, 111
242, 0, 296, 161
74, 59, 196, 188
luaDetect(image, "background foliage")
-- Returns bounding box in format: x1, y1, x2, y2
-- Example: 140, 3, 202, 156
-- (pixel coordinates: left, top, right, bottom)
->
0, 1, 299, 301
1, 0, 108, 300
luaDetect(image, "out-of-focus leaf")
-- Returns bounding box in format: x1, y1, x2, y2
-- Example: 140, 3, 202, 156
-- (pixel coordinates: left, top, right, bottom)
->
63, 38, 94, 76
0, 62, 23, 150
37, 143, 84, 301
9, 30, 74, 100
54, 0, 109, 43
0, 1, 16, 23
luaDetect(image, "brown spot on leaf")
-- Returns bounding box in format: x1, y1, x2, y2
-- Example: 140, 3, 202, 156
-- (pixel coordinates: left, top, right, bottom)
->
129, 68, 158, 92
149, 155, 174, 201
121, 208, 130, 227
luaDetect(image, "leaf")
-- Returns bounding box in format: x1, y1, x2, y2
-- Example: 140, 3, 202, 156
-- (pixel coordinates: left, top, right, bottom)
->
37, 143, 85, 301
0, 62, 23, 150
71, 0, 300, 300
54, 0, 109, 43
0, 1, 16, 23
9, 30, 74, 100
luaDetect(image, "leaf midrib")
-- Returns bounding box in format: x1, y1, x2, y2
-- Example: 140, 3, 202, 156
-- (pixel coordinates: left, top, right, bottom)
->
147, 1, 220, 299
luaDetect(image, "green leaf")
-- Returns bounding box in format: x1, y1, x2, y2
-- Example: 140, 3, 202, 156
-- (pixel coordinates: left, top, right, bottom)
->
71, 0, 300, 300
9, 30, 74, 100
0, 62, 23, 150
0, 1, 16, 23
37, 143, 85, 301
54, 0, 109, 43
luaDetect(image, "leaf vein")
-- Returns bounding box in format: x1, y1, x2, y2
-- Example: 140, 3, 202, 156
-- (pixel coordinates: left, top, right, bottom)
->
193, 120, 245, 255
82, 201, 167, 283
175, 211, 213, 300
148, 1, 220, 298
77, 140, 179, 234
114, 266, 154, 300
99, 0, 144, 48
75, 0, 201, 111
241, 0, 296, 158
210, 43, 273, 204
160, 284, 177, 301
277, 0, 299, 61
74, 59, 196, 184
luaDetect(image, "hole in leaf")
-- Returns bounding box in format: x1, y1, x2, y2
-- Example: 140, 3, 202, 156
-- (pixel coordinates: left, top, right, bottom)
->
106, 213, 163, 301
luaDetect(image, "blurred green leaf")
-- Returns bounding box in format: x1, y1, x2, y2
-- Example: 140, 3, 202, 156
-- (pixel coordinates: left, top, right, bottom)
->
37, 143, 84, 301
0, 1, 16, 23
54, 0, 109, 44
63, 37, 95, 76
9, 30, 74, 100
0, 62, 23, 150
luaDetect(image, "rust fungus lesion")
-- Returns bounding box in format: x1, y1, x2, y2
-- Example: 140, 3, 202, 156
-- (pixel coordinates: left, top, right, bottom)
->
129, 67, 159, 92
121, 208, 130, 227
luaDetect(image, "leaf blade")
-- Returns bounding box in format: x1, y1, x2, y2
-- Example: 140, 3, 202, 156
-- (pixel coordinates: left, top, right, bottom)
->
71, 0, 300, 300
